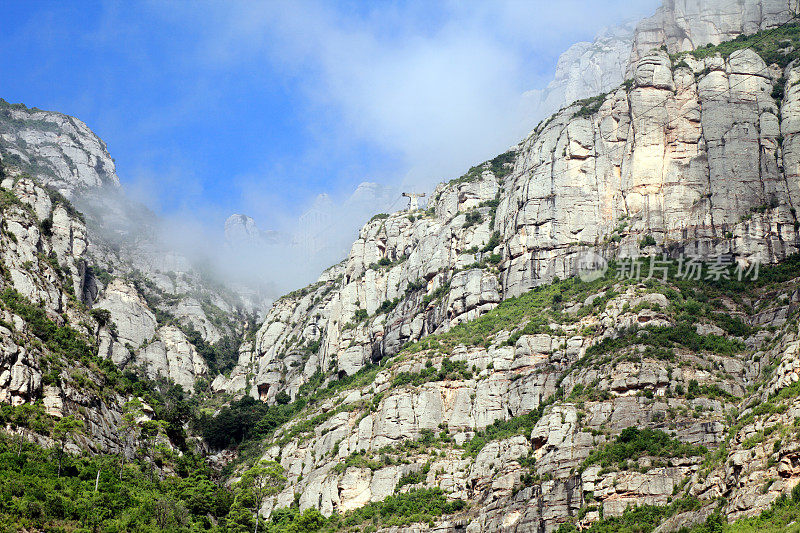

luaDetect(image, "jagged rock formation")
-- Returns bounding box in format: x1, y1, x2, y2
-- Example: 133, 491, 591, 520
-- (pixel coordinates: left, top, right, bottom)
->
529, 0, 800, 125
218, 43, 800, 400
526, 22, 637, 123
0, 170, 127, 452
6, 1, 800, 531
207, 11, 800, 532
629, 0, 799, 70
233, 266, 800, 532
225, 214, 281, 246
0, 99, 260, 391
0, 100, 119, 194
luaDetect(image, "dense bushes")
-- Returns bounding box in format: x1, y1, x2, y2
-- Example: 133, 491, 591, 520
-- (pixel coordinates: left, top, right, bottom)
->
262, 488, 465, 532
182, 326, 242, 376
581, 427, 706, 472
686, 22, 800, 69
586, 323, 745, 357
0, 288, 93, 361
0, 434, 232, 532
391, 357, 472, 387
463, 210, 483, 227
339, 488, 465, 529
196, 396, 300, 450
559, 481, 800, 533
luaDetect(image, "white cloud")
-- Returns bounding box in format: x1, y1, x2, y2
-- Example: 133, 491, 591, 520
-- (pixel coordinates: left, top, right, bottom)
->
125, 0, 662, 294
186, 0, 659, 191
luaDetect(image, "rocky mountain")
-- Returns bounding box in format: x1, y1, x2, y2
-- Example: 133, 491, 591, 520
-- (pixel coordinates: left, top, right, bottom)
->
5, 0, 800, 532
628, 0, 798, 69
0, 99, 262, 393
203, 5, 800, 531
525, 22, 638, 124
527, 0, 799, 125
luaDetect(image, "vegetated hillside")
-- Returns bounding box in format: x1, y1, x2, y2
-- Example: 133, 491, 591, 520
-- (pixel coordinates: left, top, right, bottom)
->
7, 251, 800, 532
8, 9, 800, 533
195, 254, 800, 532
216, 21, 800, 405
0, 97, 263, 391
195, 21, 800, 532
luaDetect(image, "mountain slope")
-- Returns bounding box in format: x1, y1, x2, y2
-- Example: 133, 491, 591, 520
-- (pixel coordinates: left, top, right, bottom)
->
6, 1, 800, 532
200, 17, 800, 533
218, 32, 800, 401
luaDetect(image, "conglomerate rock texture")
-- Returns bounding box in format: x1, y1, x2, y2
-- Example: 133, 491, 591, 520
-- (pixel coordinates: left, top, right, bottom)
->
204, 4, 800, 529
217, 44, 800, 401
5, 1, 800, 531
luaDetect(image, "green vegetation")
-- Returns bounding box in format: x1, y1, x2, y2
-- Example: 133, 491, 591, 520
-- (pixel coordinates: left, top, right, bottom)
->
369, 213, 390, 223
267, 488, 464, 532
0, 432, 232, 532
559, 484, 800, 533
681, 23, 800, 68
556, 495, 706, 533
391, 357, 473, 387
0, 287, 93, 363
463, 210, 483, 228
406, 274, 609, 353
573, 93, 608, 118
639, 234, 657, 248
376, 297, 400, 315
182, 326, 243, 376
197, 395, 301, 450
90, 264, 114, 286
368, 254, 408, 271
463, 397, 558, 457
481, 230, 501, 253
0, 187, 24, 211
479, 193, 501, 229
448, 150, 516, 186
580, 427, 707, 472
421, 283, 450, 308
586, 323, 745, 358
0, 425, 466, 532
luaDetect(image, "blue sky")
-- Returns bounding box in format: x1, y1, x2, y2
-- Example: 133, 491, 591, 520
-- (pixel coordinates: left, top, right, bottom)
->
0, 0, 659, 235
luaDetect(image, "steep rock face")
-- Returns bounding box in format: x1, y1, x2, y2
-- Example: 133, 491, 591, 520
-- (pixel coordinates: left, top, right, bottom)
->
91, 279, 207, 388
204, 29, 800, 530
240, 275, 799, 532
221, 46, 800, 404
628, 0, 797, 70
213, 174, 504, 399
528, 22, 637, 123
527, 0, 796, 126
0, 100, 120, 194
0, 172, 128, 453
0, 100, 260, 390
500, 48, 796, 295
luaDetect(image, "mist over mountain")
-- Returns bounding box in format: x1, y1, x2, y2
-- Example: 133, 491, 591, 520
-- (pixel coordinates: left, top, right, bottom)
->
3, 1, 800, 532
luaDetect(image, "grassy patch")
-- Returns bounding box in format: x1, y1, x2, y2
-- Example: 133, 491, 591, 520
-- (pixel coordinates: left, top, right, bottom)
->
580, 427, 707, 472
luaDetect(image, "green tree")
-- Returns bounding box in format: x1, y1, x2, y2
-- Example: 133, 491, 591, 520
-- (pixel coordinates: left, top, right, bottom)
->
139, 419, 167, 480
234, 460, 286, 533
52, 415, 83, 477
119, 398, 145, 478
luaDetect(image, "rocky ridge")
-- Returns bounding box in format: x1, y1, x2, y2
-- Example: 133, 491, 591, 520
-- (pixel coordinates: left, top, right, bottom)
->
218, 37, 800, 401
230, 259, 800, 532
3, 1, 800, 531
205, 14, 800, 533
0, 99, 259, 391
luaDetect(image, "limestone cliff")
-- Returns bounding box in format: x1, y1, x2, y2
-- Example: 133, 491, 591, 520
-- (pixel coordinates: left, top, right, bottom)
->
629, 0, 799, 69
220, 42, 800, 400
0, 100, 259, 391
208, 17, 800, 533
6, 1, 800, 532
